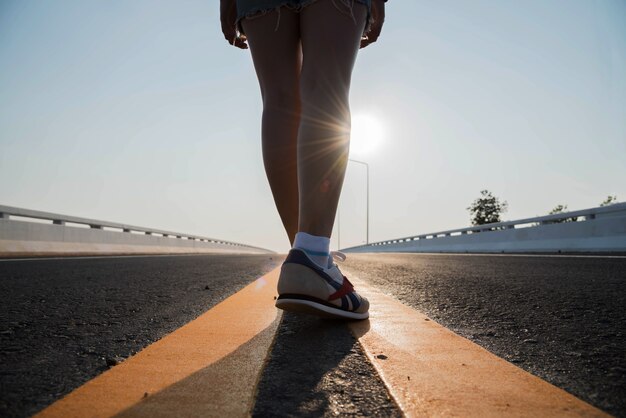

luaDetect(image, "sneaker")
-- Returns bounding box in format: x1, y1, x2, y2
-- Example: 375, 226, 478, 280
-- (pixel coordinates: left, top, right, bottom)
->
275, 249, 369, 320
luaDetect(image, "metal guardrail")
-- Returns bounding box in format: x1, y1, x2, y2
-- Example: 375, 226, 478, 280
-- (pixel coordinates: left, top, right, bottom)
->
343, 202, 626, 251
0, 204, 271, 253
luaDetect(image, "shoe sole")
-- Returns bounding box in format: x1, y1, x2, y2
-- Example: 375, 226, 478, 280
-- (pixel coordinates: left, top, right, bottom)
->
275, 298, 369, 320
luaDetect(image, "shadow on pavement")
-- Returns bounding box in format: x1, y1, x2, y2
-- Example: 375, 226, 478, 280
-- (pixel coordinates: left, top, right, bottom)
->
112, 319, 279, 418
252, 312, 399, 417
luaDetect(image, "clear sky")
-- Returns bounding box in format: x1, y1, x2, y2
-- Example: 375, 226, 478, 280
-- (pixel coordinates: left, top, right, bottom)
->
1, 0, 625, 253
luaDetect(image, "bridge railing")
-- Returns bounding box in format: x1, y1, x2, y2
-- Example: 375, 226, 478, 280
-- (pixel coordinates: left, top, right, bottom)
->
342, 202, 626, 253
0, 204, 272, 256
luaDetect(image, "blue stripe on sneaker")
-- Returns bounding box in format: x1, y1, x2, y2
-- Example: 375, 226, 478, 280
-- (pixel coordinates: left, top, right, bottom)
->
341, 295, 349, 310
284, 249, 322, 271
284, 249, 341, 290
326, 278, 341, 291
297, 248, 330, 257
348, 292, 360, 310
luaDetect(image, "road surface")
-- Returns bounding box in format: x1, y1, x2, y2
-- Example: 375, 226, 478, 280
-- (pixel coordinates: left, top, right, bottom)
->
1, 253, 624, 416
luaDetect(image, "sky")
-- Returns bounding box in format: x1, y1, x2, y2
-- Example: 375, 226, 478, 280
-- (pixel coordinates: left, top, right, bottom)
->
1, 0, 625, 253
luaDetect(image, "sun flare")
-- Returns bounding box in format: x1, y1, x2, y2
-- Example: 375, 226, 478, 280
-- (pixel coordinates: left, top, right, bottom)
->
350, 114, 384, 156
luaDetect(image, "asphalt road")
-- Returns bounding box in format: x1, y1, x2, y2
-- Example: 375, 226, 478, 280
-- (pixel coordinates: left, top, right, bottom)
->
2, 253, 624, 417
0, 253, 400, 418
340, 253, 626, 417
0, 254, 280, 417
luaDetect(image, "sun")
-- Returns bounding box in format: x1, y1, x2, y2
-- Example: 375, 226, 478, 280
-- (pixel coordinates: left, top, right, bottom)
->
350, 114, 384, 156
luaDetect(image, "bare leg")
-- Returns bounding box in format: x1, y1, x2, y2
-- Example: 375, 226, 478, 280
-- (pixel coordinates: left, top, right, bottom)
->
241, 10, 301, 245
298, 0, 367, 237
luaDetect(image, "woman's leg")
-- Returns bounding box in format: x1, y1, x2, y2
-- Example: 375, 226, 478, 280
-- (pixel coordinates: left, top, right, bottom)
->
298, 0, 367, 238
240, 9, 302, 245
272, 1, 371, 319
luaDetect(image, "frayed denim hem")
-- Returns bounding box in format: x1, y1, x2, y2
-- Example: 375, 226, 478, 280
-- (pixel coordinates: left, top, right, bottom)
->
235, 0, 373, 39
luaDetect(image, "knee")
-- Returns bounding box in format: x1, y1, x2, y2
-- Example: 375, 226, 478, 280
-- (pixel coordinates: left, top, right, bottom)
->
300, 74, 350, 114
300, 69, 350, 99
262, 86, 301, 111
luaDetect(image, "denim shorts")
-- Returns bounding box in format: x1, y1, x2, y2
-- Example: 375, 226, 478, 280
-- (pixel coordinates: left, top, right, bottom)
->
235, 0, 373, 39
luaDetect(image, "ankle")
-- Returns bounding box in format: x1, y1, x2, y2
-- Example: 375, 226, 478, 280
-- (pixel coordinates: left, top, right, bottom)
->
293, 232, 330, 269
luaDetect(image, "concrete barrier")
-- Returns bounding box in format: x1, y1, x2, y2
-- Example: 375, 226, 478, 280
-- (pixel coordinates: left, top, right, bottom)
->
0, 205, 272, 257
343, 203, 626, 254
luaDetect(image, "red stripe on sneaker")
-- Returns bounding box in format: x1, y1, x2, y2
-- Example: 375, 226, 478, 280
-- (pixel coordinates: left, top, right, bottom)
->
328, 275, 354, 301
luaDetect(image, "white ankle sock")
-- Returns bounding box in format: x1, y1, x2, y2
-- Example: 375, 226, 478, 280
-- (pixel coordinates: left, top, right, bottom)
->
293, 232, 330, 268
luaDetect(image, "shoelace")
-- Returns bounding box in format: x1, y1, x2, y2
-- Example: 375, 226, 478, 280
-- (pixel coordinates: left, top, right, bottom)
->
327, 250, 355, 299
330, 250, 346, 263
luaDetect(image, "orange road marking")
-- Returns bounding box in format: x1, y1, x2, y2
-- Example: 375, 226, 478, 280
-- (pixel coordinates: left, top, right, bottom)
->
346, 272, 609, 417
36, 267, 282, 418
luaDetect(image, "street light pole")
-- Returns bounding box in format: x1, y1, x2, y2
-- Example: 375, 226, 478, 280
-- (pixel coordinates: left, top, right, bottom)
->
348, 158, 369, 245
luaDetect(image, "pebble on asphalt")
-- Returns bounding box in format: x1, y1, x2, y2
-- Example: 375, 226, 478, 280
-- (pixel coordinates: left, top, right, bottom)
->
105, 356, 124, 367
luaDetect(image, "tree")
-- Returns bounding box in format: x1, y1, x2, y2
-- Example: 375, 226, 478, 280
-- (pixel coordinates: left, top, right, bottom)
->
549, 204, 568, 215
467, 190, 508, 226
600, 195, 618, 206
548, 204, 577, 223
